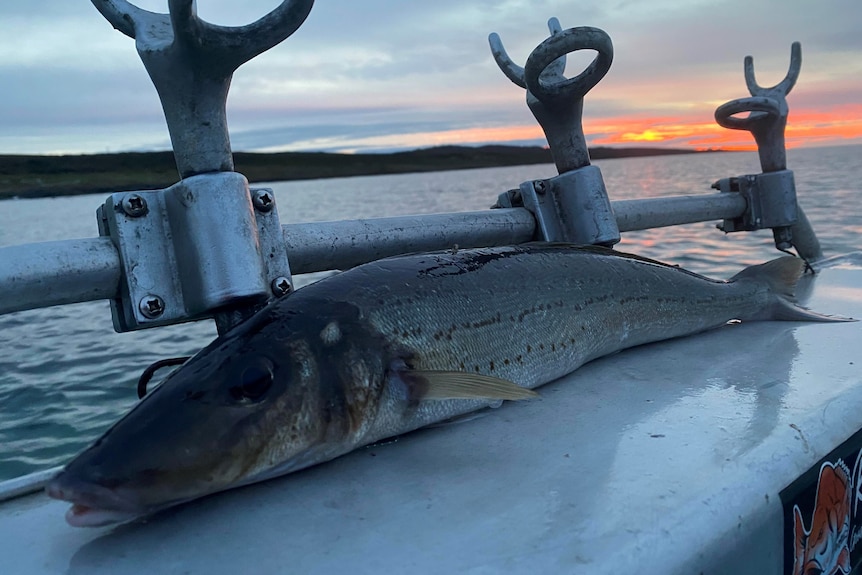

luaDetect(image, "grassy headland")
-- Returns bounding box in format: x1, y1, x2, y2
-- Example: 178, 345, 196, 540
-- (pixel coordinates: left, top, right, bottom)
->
0, 145, 711, 200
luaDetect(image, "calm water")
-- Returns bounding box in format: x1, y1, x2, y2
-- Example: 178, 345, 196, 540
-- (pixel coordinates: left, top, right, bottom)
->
0, 145, 860, 481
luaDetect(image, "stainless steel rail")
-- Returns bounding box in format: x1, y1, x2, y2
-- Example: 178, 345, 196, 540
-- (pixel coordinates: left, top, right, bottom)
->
614, 194, 747, 233
0, 193, 748, 316
0, 238, 121, 315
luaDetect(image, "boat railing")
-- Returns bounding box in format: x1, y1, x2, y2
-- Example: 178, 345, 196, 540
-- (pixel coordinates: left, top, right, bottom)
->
0, 4, 816, 342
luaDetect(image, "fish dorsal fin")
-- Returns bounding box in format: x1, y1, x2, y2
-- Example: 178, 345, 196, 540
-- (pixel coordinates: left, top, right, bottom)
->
396, 369, 538, 401
730, 256, 804, 299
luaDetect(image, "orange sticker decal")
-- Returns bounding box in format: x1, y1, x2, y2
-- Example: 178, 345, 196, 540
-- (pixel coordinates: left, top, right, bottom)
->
783, 433, 862, 575
792, 461, 851, 575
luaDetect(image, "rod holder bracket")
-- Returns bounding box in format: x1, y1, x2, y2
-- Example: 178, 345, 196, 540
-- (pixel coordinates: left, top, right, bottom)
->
97, 173, 291, 332
713, 170, 798, 248
713, 41, 821, 259
490, 18, 618, 247
504, 166, 620, 246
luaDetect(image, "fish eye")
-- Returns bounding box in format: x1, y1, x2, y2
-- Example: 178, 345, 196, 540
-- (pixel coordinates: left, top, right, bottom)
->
229, 358, 275, 402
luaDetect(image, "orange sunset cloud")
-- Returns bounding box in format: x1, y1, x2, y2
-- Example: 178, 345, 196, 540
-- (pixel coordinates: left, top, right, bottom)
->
344, 104, 862, 155
586, 104, 862, 151
259, 100, 862, 155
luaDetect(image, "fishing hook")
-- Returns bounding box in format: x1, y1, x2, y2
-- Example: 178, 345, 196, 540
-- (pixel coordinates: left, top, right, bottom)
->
137, 356, 191, 399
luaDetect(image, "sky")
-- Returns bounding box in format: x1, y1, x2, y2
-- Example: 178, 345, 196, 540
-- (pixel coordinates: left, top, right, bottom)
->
0, 0, 860, 156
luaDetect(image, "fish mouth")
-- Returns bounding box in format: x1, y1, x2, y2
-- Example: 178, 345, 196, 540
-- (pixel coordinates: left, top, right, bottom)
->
46, 473, 146, 528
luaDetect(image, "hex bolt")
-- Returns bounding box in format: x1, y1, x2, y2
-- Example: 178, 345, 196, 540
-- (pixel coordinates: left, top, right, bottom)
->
252, 189, 275, 213
139, 295, 166, 319
122, 194, 148, 217
271, 277, 292, 297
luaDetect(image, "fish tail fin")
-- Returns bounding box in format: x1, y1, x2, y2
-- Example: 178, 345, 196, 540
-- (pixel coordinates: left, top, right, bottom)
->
731, 256, 856, 322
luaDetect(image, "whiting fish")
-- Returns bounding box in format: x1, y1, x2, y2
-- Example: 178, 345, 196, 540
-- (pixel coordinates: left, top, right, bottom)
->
46, 244, 851, 526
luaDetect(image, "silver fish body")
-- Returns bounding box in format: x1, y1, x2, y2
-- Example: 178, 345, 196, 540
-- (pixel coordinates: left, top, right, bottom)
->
46, 244, 843, 526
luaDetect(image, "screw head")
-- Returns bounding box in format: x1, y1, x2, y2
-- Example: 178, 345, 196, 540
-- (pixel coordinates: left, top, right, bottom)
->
252, 189, 275, 213
122, 193, 148, 217
139, 295, 166, 319
271, 276, 292, 297
534, 180, 547, 195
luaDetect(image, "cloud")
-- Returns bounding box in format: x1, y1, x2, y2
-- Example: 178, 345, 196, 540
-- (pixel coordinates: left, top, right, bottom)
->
0, 0, 859, 154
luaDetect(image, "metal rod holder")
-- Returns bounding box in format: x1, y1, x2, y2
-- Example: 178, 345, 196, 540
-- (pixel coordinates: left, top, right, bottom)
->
489, 18, 619, 246
715, 42, 801, 173
713, 42, 821, 260
89, 0, 314, 333
91, 0, 314, 178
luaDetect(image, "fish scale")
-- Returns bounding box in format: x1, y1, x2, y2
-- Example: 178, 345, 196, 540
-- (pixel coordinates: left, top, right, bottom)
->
336, 244, 773, 439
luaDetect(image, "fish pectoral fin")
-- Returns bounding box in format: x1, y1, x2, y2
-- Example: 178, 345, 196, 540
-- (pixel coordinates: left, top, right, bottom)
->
399, 370, 538, 401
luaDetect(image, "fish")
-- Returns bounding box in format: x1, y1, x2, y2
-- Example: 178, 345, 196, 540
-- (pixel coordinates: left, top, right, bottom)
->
46, 244, 850, 527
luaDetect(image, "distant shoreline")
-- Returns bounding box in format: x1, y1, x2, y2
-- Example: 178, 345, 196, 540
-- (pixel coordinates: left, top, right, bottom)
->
0, 145, 724, 200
